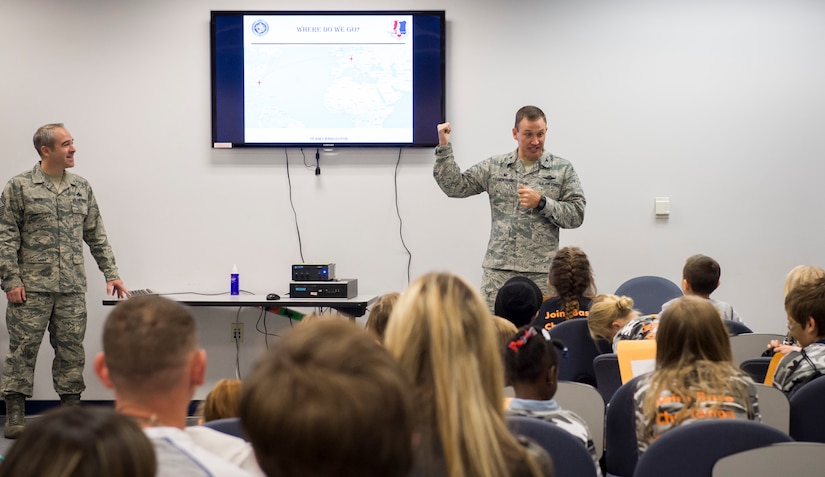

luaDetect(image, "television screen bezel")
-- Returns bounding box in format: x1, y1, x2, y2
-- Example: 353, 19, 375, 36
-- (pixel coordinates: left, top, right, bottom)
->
210, 10, 446, 149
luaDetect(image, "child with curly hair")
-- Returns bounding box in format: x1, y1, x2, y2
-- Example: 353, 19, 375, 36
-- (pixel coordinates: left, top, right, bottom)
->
504, 326, 602, 476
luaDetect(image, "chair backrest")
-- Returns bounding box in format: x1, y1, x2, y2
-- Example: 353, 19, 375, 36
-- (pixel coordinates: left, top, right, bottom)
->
729, 333, 786, 365
633, 420, 793, 477
555, 381, 605, 459
506, 415, 598, 477
740, 357, 772, 383
712, 442, 825, 476
594, 337, 614, 355
613, 276, 682, 315
753, 383, 790, 434
789, 374, 825, 443
604, 374, 645, 477
616, 340, 657, 383
724, 320, 754, 336
201, 417, 246, 440
593, 353, 622, 405
546, 318, 601, 386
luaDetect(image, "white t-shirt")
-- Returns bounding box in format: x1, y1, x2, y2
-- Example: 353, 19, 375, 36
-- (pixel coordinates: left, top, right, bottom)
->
144, 426, 259, 477
186, 426, 266, 476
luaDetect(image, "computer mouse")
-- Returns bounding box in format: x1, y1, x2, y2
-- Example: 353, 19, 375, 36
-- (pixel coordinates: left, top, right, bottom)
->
266, 293, 280, 300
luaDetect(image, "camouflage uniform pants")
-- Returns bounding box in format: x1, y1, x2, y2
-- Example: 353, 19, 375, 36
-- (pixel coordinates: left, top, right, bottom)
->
2, 292, 87, 397
480, 267, 550, 314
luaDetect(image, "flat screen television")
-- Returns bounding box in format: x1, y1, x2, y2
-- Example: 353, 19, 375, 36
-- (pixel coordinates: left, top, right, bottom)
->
211, 10, 446, 149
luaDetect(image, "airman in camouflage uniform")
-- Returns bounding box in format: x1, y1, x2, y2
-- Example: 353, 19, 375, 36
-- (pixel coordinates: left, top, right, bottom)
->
0, 123, 129, 439
434, 106, 586, 310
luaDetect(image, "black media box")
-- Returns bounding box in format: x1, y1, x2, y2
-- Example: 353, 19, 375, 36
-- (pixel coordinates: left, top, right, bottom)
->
292, 263, 335, 281
289, 278, 357, 299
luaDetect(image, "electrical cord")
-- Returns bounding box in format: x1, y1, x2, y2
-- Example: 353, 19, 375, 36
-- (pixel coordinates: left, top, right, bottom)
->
255, 307, 281, 348
315, 148, 321, 175
284, 149, 306, 262
299, 148, 314, 168
233, 307, 243, 380
394, 148, 412, 285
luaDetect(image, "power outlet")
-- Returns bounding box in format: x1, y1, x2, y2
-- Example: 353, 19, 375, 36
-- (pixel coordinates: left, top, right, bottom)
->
231, 323, 244, 343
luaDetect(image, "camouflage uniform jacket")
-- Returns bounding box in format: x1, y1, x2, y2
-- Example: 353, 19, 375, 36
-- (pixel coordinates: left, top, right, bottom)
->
433, 143, 585, 273
0, 163, 119, 293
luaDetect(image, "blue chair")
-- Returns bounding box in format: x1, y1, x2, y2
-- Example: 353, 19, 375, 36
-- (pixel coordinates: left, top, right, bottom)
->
789, 375, 825, 443
604, 375, 646, 477
546, 318, 601, 387
614, 276, 682, 315
594, 337, 614, 355
593, 353, 622, 405
724, 320, 754, 336
633, 419, 793, 477
633, 420, 792, 477
740, 357, 772, 383
201, 417, 247, 440
506, 415, 598, 477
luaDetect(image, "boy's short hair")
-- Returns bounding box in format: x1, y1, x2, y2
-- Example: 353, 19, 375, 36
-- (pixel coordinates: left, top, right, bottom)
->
514, 105, 546, 129
240, 320, 413, 477
683, 254, 721, 295
785, 276, 825, 333
103, 296, 197, 395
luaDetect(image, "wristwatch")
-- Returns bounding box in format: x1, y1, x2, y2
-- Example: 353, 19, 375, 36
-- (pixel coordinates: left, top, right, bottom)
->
535, 196, 547, 211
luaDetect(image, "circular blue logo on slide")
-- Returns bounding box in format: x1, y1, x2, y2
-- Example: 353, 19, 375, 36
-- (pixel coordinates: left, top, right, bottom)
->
251, 20, 269, 36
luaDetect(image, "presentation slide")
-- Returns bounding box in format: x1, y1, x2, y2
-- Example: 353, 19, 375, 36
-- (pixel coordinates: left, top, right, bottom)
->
243, 15, 414, 144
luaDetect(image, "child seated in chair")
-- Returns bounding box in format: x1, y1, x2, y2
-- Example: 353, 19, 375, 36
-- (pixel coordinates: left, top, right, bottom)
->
493, 315, 519, 351
634, 296, 760, 454
504, 326, 602, 477
202, 379, 242, 423
240, 320, 414, 477
767, 265, 825, 356
364, 291, 400, 343
588, 294, 658, 352
533, 246, 597, 331
495, 276, 544, 328
660, 254, 743, 323
771, 276, 825, 397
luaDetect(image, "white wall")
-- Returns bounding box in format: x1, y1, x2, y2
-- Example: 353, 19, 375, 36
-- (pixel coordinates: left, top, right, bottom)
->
2, 0, 823, 399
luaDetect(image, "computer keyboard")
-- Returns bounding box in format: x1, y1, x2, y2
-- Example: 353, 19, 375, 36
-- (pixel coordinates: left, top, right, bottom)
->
129, 289, 155, 296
